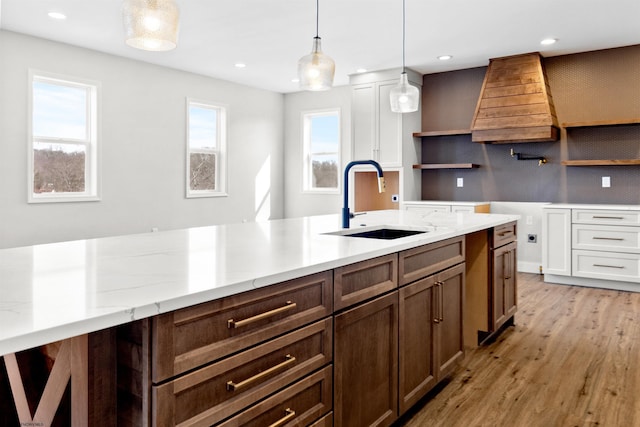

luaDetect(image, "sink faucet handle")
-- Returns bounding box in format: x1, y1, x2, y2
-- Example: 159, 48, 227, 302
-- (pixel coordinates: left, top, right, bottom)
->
350, 212, 367, 219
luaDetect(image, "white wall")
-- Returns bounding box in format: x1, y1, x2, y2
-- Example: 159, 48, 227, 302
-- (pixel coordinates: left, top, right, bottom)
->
283, 86, 351, 218
0, 31, 284, 249
490, 201, 550, 273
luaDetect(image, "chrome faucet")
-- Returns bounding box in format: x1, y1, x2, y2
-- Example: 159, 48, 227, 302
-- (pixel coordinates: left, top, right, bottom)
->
342, 160, 386, 228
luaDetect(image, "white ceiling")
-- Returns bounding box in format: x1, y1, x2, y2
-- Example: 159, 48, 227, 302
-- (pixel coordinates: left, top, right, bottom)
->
1, 0, 639, 94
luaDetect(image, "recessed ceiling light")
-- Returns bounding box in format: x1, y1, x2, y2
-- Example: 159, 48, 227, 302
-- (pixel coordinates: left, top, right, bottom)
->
540, 38, 557, 46
356, 68, 367, 73
234, 63, 246, 68
47, 12, 67, 20
437, 55, 453, 61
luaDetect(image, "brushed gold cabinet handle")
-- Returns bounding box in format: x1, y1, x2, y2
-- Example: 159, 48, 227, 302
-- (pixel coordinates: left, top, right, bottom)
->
439, 281, 444, 322
268, 408, 296, 427
592, 215, 624, 220
227, 301, 297, 329
592, 236, 624, 241
226, 355, 296, 392
593, 264, 625, 269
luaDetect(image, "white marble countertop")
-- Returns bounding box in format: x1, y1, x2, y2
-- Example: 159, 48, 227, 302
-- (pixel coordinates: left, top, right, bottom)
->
0, 210, 518, 356
544, 203, 640, 210
402, 200, 490, 206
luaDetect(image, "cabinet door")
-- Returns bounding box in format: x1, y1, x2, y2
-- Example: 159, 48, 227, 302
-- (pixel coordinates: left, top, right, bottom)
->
334, 292, 398, 427
434, 263, 465, 380
352, 83, 375, 161
398, 278, 436, 414
543, 208, 571, 275
492, 242, 517, 331
377, 80, 402, 166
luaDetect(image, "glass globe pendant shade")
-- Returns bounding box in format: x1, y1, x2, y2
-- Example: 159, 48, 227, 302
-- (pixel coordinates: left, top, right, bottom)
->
298, 37, 335, 91
122, 0, 180, 51
390, 72, 420, 113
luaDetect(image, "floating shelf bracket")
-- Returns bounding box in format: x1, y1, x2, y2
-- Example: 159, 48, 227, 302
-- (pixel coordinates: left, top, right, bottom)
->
510, 148, 547, 166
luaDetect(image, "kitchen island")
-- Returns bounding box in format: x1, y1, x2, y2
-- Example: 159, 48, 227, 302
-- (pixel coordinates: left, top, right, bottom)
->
0, 210, 519, 426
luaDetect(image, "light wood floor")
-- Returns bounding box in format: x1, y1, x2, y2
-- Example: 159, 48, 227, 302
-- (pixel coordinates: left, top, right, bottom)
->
399, 273, 640, 427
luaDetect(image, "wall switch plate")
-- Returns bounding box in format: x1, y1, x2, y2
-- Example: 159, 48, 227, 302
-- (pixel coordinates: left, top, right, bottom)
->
391, 194, 399, 202
526, 215, 533, 225
602, 176, 611, 188
456, 177, 463, 187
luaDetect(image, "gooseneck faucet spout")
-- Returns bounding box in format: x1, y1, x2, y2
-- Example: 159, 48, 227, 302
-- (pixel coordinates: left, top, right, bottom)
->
342, 160, 386, 228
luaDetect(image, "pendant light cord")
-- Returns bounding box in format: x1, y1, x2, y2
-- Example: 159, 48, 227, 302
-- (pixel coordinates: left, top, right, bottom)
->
315, 0, 320, 38
402, 0, 406, 72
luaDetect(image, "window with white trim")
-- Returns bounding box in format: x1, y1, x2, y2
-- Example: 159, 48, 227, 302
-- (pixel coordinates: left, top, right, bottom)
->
186, 100, 227, 197
302, 109, 340, 193
29, 71, 100, 203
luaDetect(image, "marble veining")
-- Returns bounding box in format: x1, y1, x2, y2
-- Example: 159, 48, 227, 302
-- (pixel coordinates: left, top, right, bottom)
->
0, 210, 519, 356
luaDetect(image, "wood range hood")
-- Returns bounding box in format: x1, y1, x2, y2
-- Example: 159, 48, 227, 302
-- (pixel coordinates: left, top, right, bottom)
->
470, 52, 559, 144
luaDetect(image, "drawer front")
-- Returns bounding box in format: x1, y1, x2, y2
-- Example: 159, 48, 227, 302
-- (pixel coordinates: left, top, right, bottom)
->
572, 209, 640, 226
399, 237, 465, 286
153, 319, 332, 427
216, 366, 333, 427
572, 250, 640, 283
451, 206, 475, 213
405, 204, 451, 214
152, 271, 333, 382
572, 224, 640, 253
334, 253, 397, 311
492, 222, 517, 248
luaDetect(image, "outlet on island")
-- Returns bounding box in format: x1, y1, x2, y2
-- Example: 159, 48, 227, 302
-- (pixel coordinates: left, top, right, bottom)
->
527, 234, 537, 243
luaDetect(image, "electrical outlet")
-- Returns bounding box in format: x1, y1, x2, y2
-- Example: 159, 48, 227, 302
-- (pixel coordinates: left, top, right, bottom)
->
456, 177, 463, 188
391, 194, 399, 203
602, 176, 611, 188
527, 234, 537, 243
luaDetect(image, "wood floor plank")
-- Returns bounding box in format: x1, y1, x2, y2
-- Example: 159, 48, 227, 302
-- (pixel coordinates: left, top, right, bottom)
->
399, 273, 640, 427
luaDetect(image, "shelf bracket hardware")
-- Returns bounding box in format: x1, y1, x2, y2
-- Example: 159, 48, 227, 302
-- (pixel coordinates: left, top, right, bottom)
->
510, 148, 547, 166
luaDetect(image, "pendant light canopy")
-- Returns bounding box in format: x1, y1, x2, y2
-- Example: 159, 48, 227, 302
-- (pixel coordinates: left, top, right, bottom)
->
122, 0, 180, 52
298, 0, 335, 91
390, 0, 420, 113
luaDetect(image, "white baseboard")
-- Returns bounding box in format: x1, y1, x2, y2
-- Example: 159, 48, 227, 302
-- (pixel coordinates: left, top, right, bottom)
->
517, 261, 542, 274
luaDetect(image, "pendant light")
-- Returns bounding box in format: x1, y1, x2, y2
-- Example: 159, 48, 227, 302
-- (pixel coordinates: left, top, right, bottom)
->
390, 0, 420, 113
122, 0, 180, 52
298, 0, 335, 91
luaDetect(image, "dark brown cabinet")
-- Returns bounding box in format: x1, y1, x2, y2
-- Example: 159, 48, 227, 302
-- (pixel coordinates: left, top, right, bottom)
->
398, 239, 465, 414
465, 222, 518, 346
334, 292, 399, 427
492, 241, 517, 331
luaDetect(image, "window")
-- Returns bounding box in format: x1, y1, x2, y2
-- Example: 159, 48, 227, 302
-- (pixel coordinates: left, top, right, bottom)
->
303, 109, 340, 193
29, 71, 100, 203
186, 99, 227, 197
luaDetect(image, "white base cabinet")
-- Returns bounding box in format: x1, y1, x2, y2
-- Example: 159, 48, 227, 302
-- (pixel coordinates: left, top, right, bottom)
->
543, 205, 640, 291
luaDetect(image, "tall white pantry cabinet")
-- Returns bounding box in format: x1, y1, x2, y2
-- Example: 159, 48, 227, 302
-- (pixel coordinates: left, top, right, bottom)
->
349, 68, 422, 202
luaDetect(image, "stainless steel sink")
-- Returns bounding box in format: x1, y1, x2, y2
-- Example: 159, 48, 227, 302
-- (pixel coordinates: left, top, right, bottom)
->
325, 226, 429, 240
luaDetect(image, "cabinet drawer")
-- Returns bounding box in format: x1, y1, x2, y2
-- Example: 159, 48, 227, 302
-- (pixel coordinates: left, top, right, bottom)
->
492, 222, 517, 248
152, 271, 332, 382
572, 224, 640, 253
216, 366, 333, 427
572, 250, 640, 283
399, 237, 465, 286
572, 209, 640, 226
153, 319, 333, 427
334, 253, 397, 311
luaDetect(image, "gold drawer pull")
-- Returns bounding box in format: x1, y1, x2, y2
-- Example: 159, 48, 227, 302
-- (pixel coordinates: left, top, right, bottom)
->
226, 355, 296, 392
593, 264, 625, 269
498, 231, 513, 237
227, 301, 297, 329
592, 215, 624, 220
592, 237, 624, 241
268, 408, 296, 427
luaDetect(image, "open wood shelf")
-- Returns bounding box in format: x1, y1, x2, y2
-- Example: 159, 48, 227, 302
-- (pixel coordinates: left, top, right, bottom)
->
562, 118, 640, 128
413, 129, 471, 137
413, 163, 480, 170
562, 159, 640, 166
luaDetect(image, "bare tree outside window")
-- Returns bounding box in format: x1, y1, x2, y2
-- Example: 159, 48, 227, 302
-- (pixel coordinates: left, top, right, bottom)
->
29, 72, 99, 202
187, 100, 227, 197
303, 110, 340, 192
